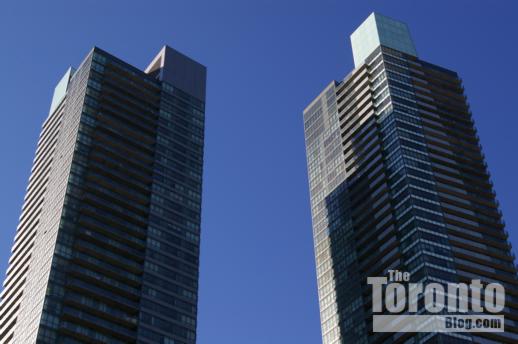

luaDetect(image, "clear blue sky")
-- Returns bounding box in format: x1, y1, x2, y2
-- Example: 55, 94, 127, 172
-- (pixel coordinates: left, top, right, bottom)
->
0, 1, 517, 343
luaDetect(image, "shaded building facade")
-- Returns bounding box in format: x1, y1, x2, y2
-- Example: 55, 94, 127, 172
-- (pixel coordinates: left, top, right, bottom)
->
303, 13, 518, 344
0, 46, 206, 344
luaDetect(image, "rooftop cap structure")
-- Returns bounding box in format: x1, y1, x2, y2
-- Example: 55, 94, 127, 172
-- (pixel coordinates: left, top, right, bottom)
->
49, 67, 75, 116
146, 45, 207, 100
350, 12, 417, 67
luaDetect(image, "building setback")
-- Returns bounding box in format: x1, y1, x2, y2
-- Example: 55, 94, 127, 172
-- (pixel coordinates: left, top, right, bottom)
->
0, 46, 206, 344
303, 13, 518, 344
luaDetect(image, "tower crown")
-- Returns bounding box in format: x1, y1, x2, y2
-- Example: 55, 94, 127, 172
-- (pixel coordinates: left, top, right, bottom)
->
350, 12, 417, 67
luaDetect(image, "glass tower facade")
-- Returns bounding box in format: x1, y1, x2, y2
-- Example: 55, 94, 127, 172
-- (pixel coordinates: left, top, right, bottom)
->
303, 13, 518, 344
0, 46, 206, 344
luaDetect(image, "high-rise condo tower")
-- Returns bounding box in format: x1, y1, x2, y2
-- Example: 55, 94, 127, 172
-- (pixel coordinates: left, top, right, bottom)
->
0, 46, 206, 344
303, 13, 517, 344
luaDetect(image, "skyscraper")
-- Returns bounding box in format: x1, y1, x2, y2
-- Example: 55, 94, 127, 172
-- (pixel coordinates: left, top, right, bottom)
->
303, 13, 518, 344
0, 46, 206, 344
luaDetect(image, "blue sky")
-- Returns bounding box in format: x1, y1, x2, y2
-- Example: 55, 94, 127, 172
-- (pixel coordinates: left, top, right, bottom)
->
0, 1, 517, 343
